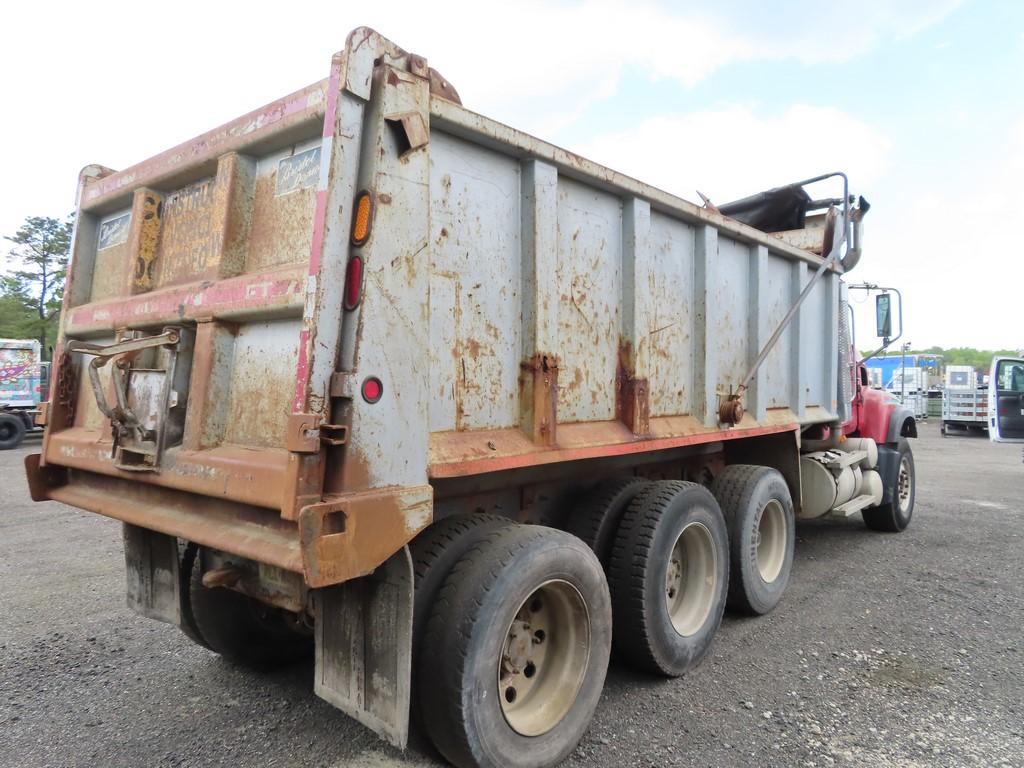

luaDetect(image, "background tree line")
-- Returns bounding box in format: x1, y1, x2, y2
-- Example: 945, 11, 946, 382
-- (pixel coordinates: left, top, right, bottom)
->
2, 215, 73, 360
862, 346, 1022, 370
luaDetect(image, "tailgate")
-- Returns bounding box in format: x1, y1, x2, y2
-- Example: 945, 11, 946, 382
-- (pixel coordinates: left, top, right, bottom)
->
30, 29, 433, 586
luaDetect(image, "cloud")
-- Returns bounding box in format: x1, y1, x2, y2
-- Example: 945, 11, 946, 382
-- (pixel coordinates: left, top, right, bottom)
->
848, 116, 1024, 349
707, 0, 965, 63
371, 0, 962, 135
574, 103, 892, 203
0, 0, 963, 252
356, 1, 755, 135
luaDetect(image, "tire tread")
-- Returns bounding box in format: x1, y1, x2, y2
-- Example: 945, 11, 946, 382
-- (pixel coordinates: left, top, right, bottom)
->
419, 524, 609, 768
607, 481, 698, 675
563, 477, 649, 565
710, 464, 794, 614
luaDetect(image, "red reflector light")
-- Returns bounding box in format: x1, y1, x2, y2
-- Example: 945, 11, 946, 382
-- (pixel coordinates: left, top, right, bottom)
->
362, 376, 383, 404
344, 256, 364, 310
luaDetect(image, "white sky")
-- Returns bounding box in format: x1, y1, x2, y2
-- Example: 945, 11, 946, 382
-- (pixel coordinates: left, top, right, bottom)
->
1, 0, 1020, 350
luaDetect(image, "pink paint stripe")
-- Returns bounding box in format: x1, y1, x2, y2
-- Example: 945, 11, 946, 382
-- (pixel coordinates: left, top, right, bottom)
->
292, 328, 312, 412
65, 268, 305, 333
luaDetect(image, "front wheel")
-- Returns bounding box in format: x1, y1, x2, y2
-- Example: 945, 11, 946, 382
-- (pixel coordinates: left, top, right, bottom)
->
418, 525, 611, 768
863, 439, 915, 532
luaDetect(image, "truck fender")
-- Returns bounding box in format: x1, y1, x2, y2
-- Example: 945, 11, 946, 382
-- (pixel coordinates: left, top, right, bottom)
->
886, 406, 917, 443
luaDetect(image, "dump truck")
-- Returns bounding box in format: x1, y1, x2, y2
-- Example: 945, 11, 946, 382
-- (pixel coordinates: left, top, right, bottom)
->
25, 28, 919, 768
1, 338, 47, 449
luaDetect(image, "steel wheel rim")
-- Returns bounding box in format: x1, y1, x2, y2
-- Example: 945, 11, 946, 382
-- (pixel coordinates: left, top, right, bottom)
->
897, 456, 912, 513
755, 499, 786, 583
0, 423, 12, 441
665, 522, 717, 637
498, 579, 590, 737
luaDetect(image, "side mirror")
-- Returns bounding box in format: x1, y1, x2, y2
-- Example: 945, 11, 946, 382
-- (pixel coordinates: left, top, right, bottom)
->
875, 293, 892, 339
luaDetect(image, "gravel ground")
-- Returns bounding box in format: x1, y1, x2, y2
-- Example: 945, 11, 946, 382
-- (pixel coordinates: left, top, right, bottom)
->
2, 422, 1022, 768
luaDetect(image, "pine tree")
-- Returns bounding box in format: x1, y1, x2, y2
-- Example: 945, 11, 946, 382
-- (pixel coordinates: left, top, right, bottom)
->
2, 215, 73, 359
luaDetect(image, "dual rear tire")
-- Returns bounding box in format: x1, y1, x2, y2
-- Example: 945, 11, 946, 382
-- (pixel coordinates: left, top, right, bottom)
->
179, 545, 311, 667
572, 469, 794, 677
607, 481, 729, 676
711, 465, 796, 615
413, 476, 762, 768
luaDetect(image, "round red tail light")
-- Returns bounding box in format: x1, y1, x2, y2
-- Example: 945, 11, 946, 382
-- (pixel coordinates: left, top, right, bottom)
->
361, 376, 383, 404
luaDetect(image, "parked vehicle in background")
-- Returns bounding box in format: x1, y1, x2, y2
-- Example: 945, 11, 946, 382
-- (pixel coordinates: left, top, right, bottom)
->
22, 28, 919, 768
988, 356, 1024, 444
1, 339, 47, 449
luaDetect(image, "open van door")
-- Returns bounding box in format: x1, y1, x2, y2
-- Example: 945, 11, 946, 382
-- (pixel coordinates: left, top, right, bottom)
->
988, 357, 1024, 443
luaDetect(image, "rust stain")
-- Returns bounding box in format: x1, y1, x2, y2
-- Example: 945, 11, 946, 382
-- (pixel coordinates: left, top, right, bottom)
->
155, 177, 219, 286
127, 188, 164, 293
247, 165, 316, 272
430, 420, 798, 479
464, 337, 482, 359
52, 350, 79, 431
428, 67, 461, 104
298, 484, 432, 587
90, 235, 130, 301
616, 339, 650, 436
518, 353, 558, 447
45, 428, 291, 510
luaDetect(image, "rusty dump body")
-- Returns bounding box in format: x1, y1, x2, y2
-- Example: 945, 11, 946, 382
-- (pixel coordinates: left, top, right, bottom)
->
30, 28, 853, 594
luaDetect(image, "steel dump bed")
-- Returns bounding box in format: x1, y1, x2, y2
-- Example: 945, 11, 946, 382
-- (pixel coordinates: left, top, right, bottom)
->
30, 28, 846, 588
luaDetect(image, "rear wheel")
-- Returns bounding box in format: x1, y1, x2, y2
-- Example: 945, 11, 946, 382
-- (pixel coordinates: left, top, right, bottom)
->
863, 439, 915, 532
409, 513, 514, 737
563, 477, 650, 566
711, 465, 795, 615
419, 525, 611, 768
177, 541, 211, 649
0, 413, 26, 450
410, 513, 515, 646
607, 481, 729, 677
188, 548, 311, 668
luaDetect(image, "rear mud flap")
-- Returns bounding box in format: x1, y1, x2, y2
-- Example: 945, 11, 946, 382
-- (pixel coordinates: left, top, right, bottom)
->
123, 523, 182, 625
313, 546, 413, 748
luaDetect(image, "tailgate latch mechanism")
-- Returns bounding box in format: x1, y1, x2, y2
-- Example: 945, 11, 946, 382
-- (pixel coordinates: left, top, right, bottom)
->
66, 326, 194, 471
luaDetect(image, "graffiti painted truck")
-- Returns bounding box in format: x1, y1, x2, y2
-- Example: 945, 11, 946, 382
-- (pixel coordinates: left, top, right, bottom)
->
25, 28, 918, 768
1, 339, 46, 449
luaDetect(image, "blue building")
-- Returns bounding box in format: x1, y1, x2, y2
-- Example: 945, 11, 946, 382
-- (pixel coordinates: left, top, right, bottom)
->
864, 354, 941, 389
